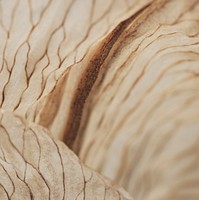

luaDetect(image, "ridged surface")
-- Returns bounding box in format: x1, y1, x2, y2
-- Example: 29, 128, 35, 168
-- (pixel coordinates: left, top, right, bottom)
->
0, 0, 199, 199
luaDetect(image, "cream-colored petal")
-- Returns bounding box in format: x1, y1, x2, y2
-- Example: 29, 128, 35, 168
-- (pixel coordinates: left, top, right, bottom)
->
0, 110, 133, 200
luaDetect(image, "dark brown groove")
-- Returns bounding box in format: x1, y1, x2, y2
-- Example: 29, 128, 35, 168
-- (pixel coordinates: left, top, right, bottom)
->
63, 2, 153, 149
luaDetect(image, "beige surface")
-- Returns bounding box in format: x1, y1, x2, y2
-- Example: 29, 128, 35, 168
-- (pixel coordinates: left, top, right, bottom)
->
0, 110, 132, 199
0, 0, 199, 199
78, 1, 199, 199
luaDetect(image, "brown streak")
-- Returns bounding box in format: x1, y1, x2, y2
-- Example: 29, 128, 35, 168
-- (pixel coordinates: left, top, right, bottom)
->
63, 2, 153, 149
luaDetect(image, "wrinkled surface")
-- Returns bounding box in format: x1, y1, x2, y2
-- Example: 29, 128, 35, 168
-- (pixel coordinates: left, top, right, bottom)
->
0, 0, 199, 199
0, 0, 151, 139
0, 110, 132, 200
78, 0, 199, 199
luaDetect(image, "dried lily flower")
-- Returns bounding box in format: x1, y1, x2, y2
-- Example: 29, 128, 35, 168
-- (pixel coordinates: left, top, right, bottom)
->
0, 0, 199, 199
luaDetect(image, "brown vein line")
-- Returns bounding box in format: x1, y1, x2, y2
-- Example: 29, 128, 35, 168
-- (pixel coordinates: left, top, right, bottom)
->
2, 50, 10, 72
63, 1, 153, 149
109, 0, 137, 25
0, 31, 8, 73
86, 172, 93, 184
26, 128, 50, 199
62, 0, 97, 61
0, 124, 51, 199
2, 0, 20, 67
117, 191, 122, 200
35, 66, 62, 103
0, 0, 19, 101
66, 15, 113, 67
103, 185, 106, 200
0, 40, 29, 108
36, 0, 75, 79
30, 0, 76, 101
22, 128, 26, 161
0, 183, 10, 199
45, 0, 76, 65
124, 0, 198, 45
121, 42, 199, 103
64, 0, 121, 69
37, 25, 71, 93
55, 0, 78, 65
0, 62, 10, 107
170, 0, 199, 26
26, 0, 58, 80
28, 0, 53, 27
27, 0, 34, 26
80, 164, 86, 200
0, 161, 15, 198
0, 146, 7, 161
0, 10, 9, 74
74, 160, 89, 200
125, 43, 199, 101
6, 0, 20, 39
47, 132, 66, 200
0, 2, 5, 31
5, 0, 74, 110
9, 20, 57, 110
26, 128, 51, 200
15, 170, 34, 200
75, 190, 83, 200
71, 1, 122, 67
120, 32, 177, 101
31, 0, 53, 26
0, 0, 19, 73
32, 65, 71, 124
57, 28, 64, 64
58, 0, 113, 67
0, 42, 10, 102
13, 43, 30, 111
35, 53, 50, 100
105, 50, 199, 144
104, 187, 109, 199
25, 0, 53, 54
28, 127, 42, 169
37, 0, 102, 124
17, 40, 60, 118
78, 0, 148, 65
23, 156, 28, 182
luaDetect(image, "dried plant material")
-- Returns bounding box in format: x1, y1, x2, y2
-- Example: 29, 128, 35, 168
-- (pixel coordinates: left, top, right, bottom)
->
0, 110, 132, 200
0, 0, 151, 139
76, 1, 199, 199
0, 0, 199, 199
